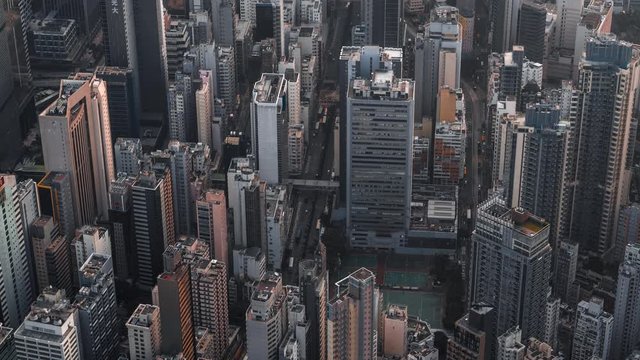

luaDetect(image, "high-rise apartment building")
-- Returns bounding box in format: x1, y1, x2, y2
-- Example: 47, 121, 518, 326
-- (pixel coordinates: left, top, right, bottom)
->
298, 258, 327, 360
415, 6, 461, 120
327, 268, 379, 359
612, 244, 640, 360
39, 74, 115, 223
211, 0, 236, 46
196, 70, 214, 150
156, 263, 196, 360
31, 216, 59, 292
553, 240, 578, 303
114, 138, 143, 176
14, 287, 81, 360
497, 326, 525, 359
561, 35, 640, 255
360, 0, 403, 46
196, 190, 229, 263
132, 169, 176, 289
74, 254, 118, 360
127, 304, 161, 360
469, 196, 552, 340
346, 71, 414, 249
168, 73, 196, 142
614, 204, 640, 262
265, 186, 289, 270
227, 157, 266, 249
447, 304, 496, 360
190, 259, 228, 359
217, 47, 237, 117
70, 226, 112, 277
0, 175, 35, 328
572, 297, 613, 360
45, 235, 73, 298
108, 176, 136, 279
37, 172, 76, 239
246, 272, 288, 360
251, 73, 289, 184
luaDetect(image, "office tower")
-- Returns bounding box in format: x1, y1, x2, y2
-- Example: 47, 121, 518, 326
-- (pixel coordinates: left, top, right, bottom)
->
71, 226, 112, 275
555, 0, 582, 51
108, 176, 136, 279
255, 0, 283, 56
614, 204, 640, 262
553, 240, 578, 302
31, 216, 59, 292
196, 70, 214, 149
246, 272, 287, 360
39, 74, 115, 224
114, 138, 143, 176
212, 0, 236, 47
102, 0, 137, 67
132, 169, 176, 289
497, 326, 525, 359
127, 304, 161, 360
37, 172, 76, 239
612, 244, 640, 360
250, 73, 289, 184
0, 175, 34, 328
447, 304, 496, 360
156, 263, 196, 360
500, 46, 526, 106
360, 0, 403, 46
561, 35, 640, 255
74, 254, 118, 360
298, 259, 327, 360
415, 6, 462, 119
518, 0, 546, 63
14, 287, 80, 360
327, 268, 378, 359
346, 71, 414, 249
572, 297, 613, 360
383, 304, 408, 357
469, 196, 552, 340
227, 158, 267, 249
490, 0, 521, 53
95, 67, 140, 142
196, 190, 228, 263
168, 73, 195, 142
433, 86, 466, 185
519, 104, 567, 245
216, 47, 237, 116
190, 259, 228, 359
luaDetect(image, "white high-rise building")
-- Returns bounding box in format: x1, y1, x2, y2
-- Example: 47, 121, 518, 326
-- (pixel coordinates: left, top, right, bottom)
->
346, 70, 414, 249
415, 6, 461, 120
497, 326, 525, 360
14, 287, 81, 360
71, 225, 112, 273
0, 175, 35, 328
114, 138, 142, 176
127, 304, 161, 360
227, 157, 266, 249
265, 185, 289, 270
612, 244, 640, 360
246, 272, 287, 360
251, 73, 289, 184
572, 297, 613, 360
39, 74, 115, 223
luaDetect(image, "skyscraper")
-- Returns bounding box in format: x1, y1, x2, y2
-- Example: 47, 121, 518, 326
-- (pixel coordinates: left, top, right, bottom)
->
561, 35, 640, 255
415, 6, 462, 119
190, 259, 228, 359
469, 196, 552, 340
212, 0, 236, 47
553, 240, 578, 303
114, 138, 143, 176
37, 172, 76, 239
489, 0, 521, 53
108, 176, 136, 279
383, 304, 408, 357
346, 70, 414, 249
246, 272, 288, 360
327, 268, 379, 359
196, 70, 214, 149
168, 73, 196, 142
70, 226, 112, 279
251, 73, 289, 184
74, 254, 118, 360
30, 216, 59, 292
45, 234, 73, 297
360, 0, 403, 47
39, 74, 115, 224
227, 157, 267, 249
0, 6, 12, 108
14, 287, 81, 360
496, 326, 525, 359
132, 169, 176, 289
95, 67, 140, 141
0, 175, 35, 328
613, 203, 640, 262
572, 297, 613, 360
612, 244, 640, 360
298, 258, 327, 360
196, 190, 229, 263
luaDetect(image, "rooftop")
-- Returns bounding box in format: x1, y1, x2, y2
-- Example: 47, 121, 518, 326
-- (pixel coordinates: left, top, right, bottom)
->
30, 17, 76, 35
386, 304, 408, 320
481, 197, 549, 237
126, 304, 159, 329
254, 73, 285, 103
351, 70, 414, 100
